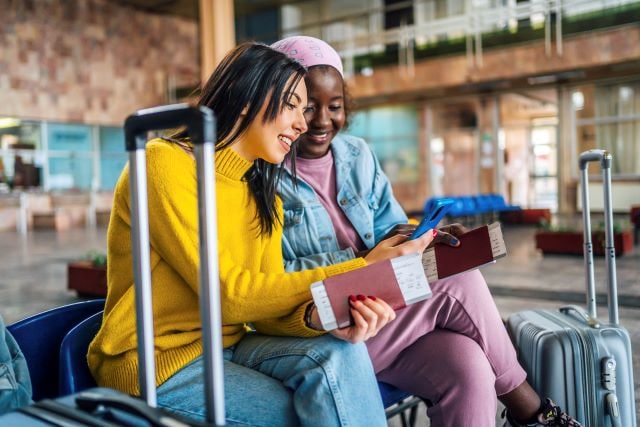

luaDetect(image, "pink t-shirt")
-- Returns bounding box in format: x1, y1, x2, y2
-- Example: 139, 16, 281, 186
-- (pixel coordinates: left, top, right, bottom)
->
294, 151, 366, 252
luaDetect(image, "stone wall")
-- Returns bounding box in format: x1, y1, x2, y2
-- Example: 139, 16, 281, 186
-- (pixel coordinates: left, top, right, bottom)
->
0, 0, 199, 125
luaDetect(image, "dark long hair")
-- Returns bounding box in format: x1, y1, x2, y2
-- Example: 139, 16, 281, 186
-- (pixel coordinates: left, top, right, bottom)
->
171, 42, 307, 236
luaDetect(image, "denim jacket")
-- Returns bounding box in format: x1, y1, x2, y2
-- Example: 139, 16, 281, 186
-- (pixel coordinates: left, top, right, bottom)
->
0, 315, 31, 414
279, 134, 407, 272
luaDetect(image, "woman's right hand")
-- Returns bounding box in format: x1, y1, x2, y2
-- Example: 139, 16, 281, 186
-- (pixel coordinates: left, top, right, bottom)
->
363, 231, 434, 265
329, 295, 396, 344
382, 223, 417, 239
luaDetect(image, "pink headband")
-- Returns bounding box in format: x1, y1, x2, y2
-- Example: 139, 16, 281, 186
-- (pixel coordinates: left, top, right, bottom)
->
271, 36, 344, 77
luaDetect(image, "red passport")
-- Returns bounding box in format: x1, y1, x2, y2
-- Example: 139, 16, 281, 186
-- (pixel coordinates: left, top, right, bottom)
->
421, 222, 506, 282
310, 253, 431, 330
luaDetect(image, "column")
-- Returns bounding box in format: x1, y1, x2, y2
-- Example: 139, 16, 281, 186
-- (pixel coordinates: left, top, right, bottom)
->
199, 0, 236, 84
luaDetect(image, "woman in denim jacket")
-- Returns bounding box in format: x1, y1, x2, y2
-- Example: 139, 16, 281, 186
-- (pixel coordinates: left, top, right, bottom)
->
280, 132, 407, 271
274, 36, 582, 427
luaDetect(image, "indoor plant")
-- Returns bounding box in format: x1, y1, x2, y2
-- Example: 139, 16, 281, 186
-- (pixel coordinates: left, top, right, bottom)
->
535, 220, 633, 256
67, 250, 107, 297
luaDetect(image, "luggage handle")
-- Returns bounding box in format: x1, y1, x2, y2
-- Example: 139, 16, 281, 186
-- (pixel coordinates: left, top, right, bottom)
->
75, 391, 206, 427
124, 103, 214, 150
124, 104, 225, 425
559, 305, 601, 329
34, 398, 120, 427
579, 149, 618, 325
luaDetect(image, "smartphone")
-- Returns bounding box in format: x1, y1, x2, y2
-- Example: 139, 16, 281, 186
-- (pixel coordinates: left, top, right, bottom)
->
409, 198, 455, 240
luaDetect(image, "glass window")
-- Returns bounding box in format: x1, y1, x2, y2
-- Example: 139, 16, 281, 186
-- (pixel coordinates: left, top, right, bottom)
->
47, 123, 92, 151
48, 156, 93, 190
576, 121, 640, 174
530, 125, 558, 209
99, 126, 127, 190
572, 80, 640, 176
46, 123, 93, 190
349, 105, 419, 183
236, 6, 280, 44
428, 101, 479, 195
0, 119, 130, 191
0, 118, 43, 189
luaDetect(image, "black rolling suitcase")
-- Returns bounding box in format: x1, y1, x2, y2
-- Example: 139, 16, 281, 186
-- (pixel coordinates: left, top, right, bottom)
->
0, 104, 226, 426
506, 149, 636, 427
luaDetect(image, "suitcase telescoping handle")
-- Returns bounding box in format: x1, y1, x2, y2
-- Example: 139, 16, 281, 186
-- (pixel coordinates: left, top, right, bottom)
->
124, 104, 225, 425
579, 149, 618, 326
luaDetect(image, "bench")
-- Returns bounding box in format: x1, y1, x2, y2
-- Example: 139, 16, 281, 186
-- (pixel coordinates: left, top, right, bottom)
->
424, 194, 521, 226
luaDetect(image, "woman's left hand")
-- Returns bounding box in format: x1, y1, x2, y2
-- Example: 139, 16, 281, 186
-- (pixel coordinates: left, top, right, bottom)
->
308, 296, 396, 344
330, 296, 396, 344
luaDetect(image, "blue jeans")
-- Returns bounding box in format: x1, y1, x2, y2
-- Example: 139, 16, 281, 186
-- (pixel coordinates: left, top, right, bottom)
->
157, 333, 386, 426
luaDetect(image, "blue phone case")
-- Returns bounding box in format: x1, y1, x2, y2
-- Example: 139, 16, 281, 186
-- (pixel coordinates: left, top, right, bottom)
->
409, 199, 454, 240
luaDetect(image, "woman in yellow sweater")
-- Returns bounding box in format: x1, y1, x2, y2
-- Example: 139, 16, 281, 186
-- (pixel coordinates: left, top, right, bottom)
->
88, 42, 433, 426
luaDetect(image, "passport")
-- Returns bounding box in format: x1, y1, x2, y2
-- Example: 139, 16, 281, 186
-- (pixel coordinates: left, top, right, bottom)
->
310, 253, 431, 330
421, 222, 507, 282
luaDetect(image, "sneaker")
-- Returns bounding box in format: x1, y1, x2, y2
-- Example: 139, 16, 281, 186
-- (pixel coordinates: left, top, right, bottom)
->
503, 398, 583, 426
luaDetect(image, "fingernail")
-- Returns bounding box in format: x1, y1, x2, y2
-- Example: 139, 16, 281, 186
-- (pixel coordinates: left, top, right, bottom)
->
357, 294, 366, 301
451, 237, 459, 245
349, 295, 357, 303
368, 295, 377, 301
432, 229, 438, 238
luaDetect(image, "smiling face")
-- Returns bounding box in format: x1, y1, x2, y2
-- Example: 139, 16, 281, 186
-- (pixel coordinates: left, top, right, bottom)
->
233, 76, 308, 164
297, 66, 346, 159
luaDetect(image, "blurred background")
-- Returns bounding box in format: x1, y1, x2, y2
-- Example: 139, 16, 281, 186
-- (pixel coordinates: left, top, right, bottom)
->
1, 1, 639, 424
0, 0, 638, 225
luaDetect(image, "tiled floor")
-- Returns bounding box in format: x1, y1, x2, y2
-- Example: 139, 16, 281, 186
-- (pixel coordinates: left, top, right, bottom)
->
0, 227, 106, 323
1, 223, 638, 426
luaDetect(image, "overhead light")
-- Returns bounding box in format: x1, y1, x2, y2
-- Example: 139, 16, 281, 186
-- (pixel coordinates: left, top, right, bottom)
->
619, 86, 633, 102
0, 118, 21, 128
572, 91, 584, 110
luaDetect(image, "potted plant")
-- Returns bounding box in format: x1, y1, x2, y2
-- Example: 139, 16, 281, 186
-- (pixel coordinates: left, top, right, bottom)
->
535, 220, 633, 256
67, 250, 107, 297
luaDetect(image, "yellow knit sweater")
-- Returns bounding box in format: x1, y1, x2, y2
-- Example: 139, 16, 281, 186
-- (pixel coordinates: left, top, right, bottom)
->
87, 139, 365, 396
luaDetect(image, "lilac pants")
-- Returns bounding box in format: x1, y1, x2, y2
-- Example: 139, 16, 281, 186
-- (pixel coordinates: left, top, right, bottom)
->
366, 269, 527, 427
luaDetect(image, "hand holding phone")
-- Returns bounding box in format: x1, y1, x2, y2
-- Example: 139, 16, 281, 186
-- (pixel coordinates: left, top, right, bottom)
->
409, 199, 455, 240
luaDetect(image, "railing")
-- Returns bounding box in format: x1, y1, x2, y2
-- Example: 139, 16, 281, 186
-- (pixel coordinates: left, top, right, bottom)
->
277, 0, 640, 75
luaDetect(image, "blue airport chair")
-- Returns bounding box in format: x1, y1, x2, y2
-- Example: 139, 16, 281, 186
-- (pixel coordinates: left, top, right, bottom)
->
59, 310, 103, 395
379, 382, 421, 426
448, 196, 466, 217
7, 299, 106, 401
460, 196, 478, 216
423, 196, 455, 224
488, 193, 521, 213
59, 311, 423, 425
474, 194, 493, 213
426, 195, 477, 226
474, 194, 496, 222
446, 195, 478, 226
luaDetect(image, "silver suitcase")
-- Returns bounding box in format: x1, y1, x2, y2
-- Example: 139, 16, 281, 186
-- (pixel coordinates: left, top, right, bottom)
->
0, 105, 226, 426
506, 149, 636, 427
125, 104, 226, 425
